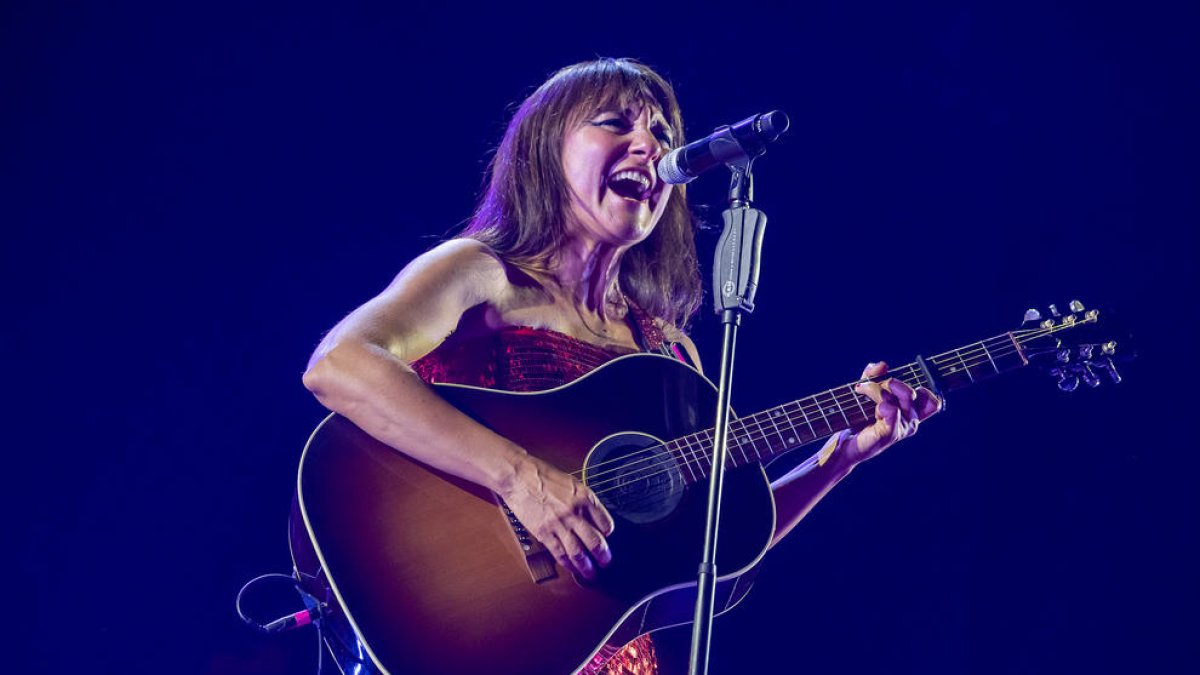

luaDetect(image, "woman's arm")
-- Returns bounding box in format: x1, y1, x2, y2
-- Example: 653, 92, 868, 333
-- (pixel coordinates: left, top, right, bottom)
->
302, 239, 614, 580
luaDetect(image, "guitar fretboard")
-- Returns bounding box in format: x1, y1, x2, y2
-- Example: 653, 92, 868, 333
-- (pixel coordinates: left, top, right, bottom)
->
660, 323, 1075, 485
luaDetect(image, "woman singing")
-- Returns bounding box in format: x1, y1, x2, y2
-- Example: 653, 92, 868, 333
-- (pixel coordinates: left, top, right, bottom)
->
301, 57, 939, 674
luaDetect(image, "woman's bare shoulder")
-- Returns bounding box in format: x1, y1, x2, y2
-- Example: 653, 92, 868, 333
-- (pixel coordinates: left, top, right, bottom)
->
400, 237, 506, 284
316, 239, 512, 358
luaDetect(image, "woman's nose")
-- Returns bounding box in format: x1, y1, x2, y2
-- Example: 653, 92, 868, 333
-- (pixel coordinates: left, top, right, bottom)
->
628, 126, 665, 161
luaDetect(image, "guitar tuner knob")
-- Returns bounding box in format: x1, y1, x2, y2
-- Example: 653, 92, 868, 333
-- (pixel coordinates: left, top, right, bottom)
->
1069, 300, 1085, 312
1041, 319, 1056, 329
1102, 341, 1117, 355
1102, 357, 1123, 385
1056, 372, 1080, 393
1049, 304, 1061, 318
1063, 315, 1077, 326
1024, 308, 1043, 323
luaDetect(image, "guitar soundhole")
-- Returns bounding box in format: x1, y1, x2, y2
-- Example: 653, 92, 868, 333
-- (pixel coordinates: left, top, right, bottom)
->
585, 433, 685, 525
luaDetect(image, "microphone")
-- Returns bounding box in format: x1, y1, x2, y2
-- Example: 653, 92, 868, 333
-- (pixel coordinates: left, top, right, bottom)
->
657, 111, 789, 185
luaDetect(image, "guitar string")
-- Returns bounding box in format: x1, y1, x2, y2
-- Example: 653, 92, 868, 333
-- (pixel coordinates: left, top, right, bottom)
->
573, 361, 929, 484
583, 358, 944, 491
584, 383, 886, 497
582, 361, 939, 492
575, 319, 1087, 485
577, 353, 949, 490
599, 319, 1099, 511
575, 327, 1030, 484
581, 368, 921, 496
587, 365, 932, 508
577, 322, 1081, 497
582, 319, 1090, 484
578, 372, 910, 490
585, 332, 1045, 496
594, 323, 1075, 508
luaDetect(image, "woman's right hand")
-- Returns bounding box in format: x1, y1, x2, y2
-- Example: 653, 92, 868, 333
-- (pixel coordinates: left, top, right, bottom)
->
499, 455, 615, 581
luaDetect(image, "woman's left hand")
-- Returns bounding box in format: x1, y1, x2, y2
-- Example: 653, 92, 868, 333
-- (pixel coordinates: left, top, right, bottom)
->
844, 361, 942, 465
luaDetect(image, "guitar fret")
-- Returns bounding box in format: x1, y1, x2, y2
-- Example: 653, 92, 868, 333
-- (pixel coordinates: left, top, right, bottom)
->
729, 425, 746, 468
699, 432, 713, 475
715, 427, 732, 468
726, 424, 743, 465
732, 420, 755, 464
765, 408, 788, 456
849, 385, 869, 423
1006, 331, 1029, 366
749, 416, 769, 461
793, 400, 817, 439
777, 405, 802, 449
669, 446, 687, 485
830, 390, 852, 428
749, 415, 770, 460
675, 438, 697, 484
979, 340, 999, 374
812, 395, 832, 434
955, 349, 976, 382
686, 433, 705, 481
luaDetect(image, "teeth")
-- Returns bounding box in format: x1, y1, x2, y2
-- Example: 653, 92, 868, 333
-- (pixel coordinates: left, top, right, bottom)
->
610, 170, 651, 194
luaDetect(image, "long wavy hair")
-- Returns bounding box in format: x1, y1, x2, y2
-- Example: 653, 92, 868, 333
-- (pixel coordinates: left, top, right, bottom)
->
461, 58, 702, 331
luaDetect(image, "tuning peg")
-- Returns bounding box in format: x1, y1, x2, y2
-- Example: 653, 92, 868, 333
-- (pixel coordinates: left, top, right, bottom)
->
1055, 369, 1080, 393
1024, 308, 1043, 323
1081, 364, 1102, 388
1102, 341, 1117, 356
1057, 349, 1072, 364
1101, 357, 1123, 385
1049, 304, 1061, 318
1069, 300, 1085, 312
1078, 344, 1095, 360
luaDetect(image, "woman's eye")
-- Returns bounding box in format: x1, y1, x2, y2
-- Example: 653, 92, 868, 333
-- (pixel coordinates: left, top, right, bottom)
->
597, 118, 627, 129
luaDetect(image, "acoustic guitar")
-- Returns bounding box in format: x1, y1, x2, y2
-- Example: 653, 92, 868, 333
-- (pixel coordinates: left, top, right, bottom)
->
290, 301, 1120, 675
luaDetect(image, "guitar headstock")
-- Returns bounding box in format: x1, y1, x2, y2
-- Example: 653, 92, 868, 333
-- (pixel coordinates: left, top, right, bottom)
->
1017, 300, 1128, 392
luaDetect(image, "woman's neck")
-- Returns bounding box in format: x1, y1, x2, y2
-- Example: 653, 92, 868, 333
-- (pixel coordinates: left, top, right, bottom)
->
544, 235, 628, 320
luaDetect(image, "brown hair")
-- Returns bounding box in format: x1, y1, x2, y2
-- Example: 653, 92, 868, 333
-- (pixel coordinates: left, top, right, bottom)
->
461, 58, 702, 330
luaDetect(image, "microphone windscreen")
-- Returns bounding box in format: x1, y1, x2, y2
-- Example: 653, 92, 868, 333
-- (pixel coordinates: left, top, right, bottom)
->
757, 111, 790, 142
657, 150, 694, 185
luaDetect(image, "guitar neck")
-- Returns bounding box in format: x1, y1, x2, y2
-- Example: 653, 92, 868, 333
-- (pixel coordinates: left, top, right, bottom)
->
666, 324, 1073, 484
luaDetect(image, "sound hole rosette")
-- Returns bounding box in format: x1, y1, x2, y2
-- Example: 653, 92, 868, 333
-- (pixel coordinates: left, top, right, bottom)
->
583, 432, 686, 524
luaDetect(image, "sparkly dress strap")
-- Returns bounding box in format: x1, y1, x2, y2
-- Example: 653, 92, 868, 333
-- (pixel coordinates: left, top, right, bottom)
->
624, 297, 667, 353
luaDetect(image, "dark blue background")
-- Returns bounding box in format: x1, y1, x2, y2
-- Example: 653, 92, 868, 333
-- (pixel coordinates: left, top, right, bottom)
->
4, 1, 1196, 673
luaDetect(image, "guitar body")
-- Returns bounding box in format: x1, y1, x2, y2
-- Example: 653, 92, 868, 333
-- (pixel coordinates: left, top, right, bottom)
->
292, 353, 776, 675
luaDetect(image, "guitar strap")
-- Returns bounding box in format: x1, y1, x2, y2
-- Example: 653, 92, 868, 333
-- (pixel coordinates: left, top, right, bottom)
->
626, 298, 697, 369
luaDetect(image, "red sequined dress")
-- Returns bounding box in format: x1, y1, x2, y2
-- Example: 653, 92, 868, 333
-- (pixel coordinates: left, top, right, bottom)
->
411, 308, 676, 675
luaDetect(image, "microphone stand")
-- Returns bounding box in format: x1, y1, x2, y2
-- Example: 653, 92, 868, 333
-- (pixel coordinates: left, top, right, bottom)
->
687, 158, 767, 675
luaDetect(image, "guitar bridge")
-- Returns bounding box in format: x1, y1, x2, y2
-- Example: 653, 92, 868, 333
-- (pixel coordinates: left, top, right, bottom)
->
499, 500, 558, 584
